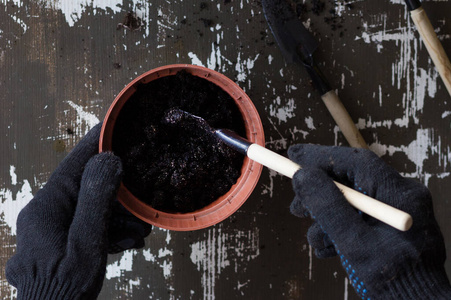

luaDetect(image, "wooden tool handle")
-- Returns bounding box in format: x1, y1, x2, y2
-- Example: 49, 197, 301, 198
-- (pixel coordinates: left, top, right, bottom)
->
321, 90, 368, 149
246, 144, 413, 231
410, 7, 451, 97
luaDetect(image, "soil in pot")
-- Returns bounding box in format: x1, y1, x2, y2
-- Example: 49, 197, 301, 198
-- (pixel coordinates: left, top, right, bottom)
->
112, 71, 246, 213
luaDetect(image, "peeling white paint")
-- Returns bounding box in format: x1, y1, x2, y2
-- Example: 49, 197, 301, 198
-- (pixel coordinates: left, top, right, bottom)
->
347, 3, 451, 191
235, 52, 260, 83
53, 1, 123, 27
9, 166, 17, 185
141, 228, 174, 281
190, 226, 260, 299
142, 248, 156, 262
305, 116, 315, 130
268, 97, 296, 123
1, 1, 450, 299
66, 100, 100, 134
265, 117, 288, 150
308, 245, 313, 280
165, 229, 171, 244
0, 163, 44, 236
261, 169, 278, 198
356, 9, 442, 128
344, 277, 349, 300
236, 279, 250, 296
156, 4, 177, 47
365, 128, 451, 185
0, 179, 33, 236
188, 52, 205, 67
106, 250, 136, 279
356, 117, 393, 130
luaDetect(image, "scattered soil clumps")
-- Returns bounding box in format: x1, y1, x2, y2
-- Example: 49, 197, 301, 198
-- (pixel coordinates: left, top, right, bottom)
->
294, 0, 354, 36
311, 0, 325, 15
200, 2, 208, 11
113, 71, 246, 213
295, 3, 308, 19
200, 18, 215, 27
117, 11, 142, 31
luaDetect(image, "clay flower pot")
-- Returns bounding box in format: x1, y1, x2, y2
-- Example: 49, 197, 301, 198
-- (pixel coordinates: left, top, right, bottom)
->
100, 64, 264, 231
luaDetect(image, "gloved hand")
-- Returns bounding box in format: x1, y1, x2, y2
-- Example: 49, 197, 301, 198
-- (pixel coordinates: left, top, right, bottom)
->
288, 144, 451, 299
6, 124, 152, 299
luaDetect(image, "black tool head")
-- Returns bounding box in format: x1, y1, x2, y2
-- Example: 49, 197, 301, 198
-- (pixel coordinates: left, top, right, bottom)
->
262, 0, 319, 63
164, 108, 251, 155
405, 0, 422, 11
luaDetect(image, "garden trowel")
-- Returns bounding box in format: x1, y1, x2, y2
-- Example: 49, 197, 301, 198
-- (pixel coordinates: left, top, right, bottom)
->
261, 0, 368, 149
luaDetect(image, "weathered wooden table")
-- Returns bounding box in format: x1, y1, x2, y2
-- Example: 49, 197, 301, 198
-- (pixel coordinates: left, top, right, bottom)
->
1, 0, 450, 299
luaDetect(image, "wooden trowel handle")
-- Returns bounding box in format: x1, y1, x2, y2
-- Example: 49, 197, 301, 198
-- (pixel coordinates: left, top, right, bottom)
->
321, 90, 368, 149
410, 7, 451, 97
246, 143, 413, 231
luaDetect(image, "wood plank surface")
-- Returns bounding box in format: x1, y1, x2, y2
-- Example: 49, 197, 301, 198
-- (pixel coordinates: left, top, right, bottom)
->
1, 0, 450, 299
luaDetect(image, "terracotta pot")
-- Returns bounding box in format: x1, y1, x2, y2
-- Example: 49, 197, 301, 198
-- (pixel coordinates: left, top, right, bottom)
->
100, 64, 264, 231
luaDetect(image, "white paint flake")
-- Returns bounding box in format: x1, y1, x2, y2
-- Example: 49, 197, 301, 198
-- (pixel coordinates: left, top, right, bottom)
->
235, 52, 260, 82
142, 228, 174, 281
54, 1, 123, 27
291, 127, 309, 139
165, 229, 171, 244
237, 280, 250, 296
0, 180, 33, 236
308, 245, 313, 280
142, 248, 156, 262
66, 100, 100, 134
261, 169, 278, 198
268, 97, 296, 123
9, 166, 17, 185
158, 247, 173, 279
106, 250, 136, 279
366, 128, 450, 185
378, 85, 383, 106
188, 48, 258, 82
156, 4, 178, 48
305, 116, 316, 130
0, 165, 43, 235
344, 277, 349, 300
347, 2, 451, 189
355, 7, 441, 127
265, 118, 289, 151
188, 52, 205, 67
190, 225, 260, 299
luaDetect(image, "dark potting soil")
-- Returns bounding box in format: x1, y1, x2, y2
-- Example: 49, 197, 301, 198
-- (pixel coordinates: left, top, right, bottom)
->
112, 71, 246, 213
293, 0, 353, 36
311, 0, 325, 16
117, 11, 142, 31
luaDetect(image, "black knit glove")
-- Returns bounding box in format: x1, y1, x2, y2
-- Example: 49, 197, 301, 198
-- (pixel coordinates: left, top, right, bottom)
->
6, 124, 151, 299
288, 144, 451, 299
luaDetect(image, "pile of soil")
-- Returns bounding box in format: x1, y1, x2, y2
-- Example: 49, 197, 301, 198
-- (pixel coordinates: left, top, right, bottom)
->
293, 0, 355, 36
117, 11, 142, 31
112, 71, 246, 213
